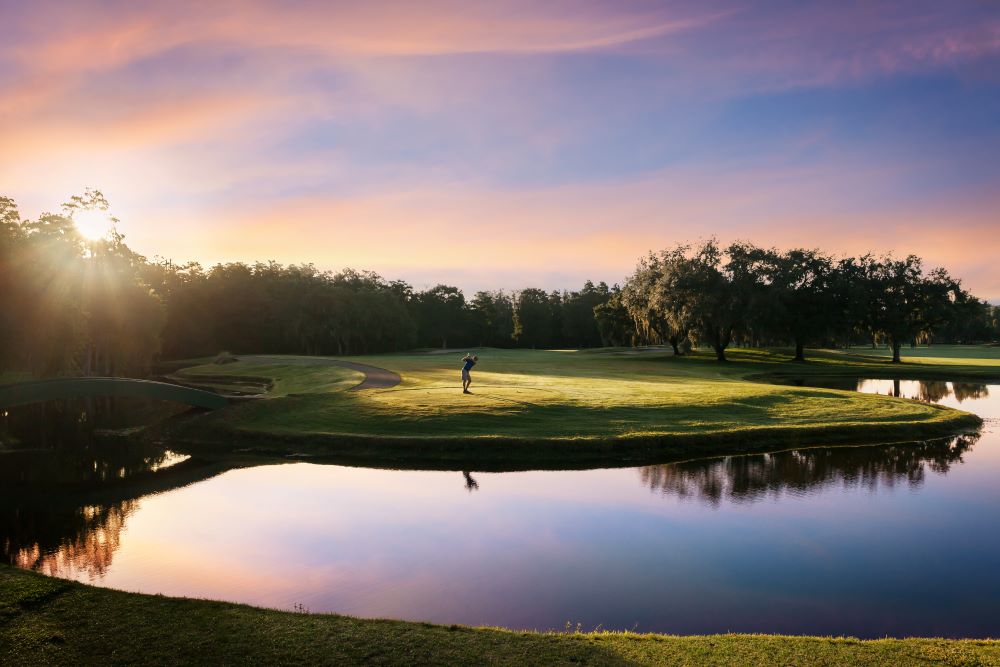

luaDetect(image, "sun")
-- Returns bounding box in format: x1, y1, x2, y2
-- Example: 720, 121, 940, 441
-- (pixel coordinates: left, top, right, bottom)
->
73, 209, 113, 240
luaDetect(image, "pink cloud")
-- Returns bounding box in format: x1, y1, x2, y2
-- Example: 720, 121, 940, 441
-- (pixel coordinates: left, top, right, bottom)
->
2, 1, 998, 303
102, 159, 1000, 300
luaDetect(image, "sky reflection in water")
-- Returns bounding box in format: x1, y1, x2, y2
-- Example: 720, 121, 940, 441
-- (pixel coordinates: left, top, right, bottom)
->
4, 380, 999, 638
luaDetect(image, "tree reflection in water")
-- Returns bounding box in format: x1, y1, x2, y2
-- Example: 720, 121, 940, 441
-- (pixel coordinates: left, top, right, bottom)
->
898, 381, 988, 402
784, 378, 989, 404
3, 501, 136, 578
639, 433, 979, 507
0, 444, 173, 578
2, 380, 987, 588
856, 379, 988, 403
0, 438, 206, 579
0, 452, 226, 579
951, 383, 989, 402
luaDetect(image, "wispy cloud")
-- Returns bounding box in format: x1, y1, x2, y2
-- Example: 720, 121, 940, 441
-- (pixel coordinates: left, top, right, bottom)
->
1, 1, 998, 299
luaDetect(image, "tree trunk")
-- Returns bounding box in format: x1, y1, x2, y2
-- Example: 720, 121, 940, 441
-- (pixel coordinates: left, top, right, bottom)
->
713, 327, 731, 362
891, 339, 902, 363
793, 340, 805, 362
669, 334, 681, 356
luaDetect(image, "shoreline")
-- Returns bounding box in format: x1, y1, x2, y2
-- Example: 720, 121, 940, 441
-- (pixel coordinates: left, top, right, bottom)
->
2, 564, 998, 666
166, 404, 981, 470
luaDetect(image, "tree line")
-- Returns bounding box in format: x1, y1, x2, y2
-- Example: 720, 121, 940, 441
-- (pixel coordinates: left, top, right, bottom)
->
604, 240, 998, 362
1, 193, 997, 378
143, 263, 612, 359
0, 192, 612, 378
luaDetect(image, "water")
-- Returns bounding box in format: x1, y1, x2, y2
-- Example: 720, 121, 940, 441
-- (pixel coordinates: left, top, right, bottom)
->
3, 379, 999, 638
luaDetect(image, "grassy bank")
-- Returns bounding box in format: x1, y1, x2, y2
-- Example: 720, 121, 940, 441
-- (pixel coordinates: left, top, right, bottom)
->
3, 564, 998, 666
164, 346, 990, 465
840, 344, 1000, 362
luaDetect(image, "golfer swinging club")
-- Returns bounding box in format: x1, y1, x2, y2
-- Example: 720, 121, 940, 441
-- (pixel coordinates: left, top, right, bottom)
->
461, 353, 478, 394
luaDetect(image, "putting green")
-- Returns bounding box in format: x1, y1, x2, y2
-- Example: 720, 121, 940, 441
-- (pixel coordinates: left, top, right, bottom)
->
168, 347, 994, 464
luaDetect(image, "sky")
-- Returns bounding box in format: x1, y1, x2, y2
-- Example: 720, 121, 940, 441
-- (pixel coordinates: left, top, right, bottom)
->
1, 0, 998, 300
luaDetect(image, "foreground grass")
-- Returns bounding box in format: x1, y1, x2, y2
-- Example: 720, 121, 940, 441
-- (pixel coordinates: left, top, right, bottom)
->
3, 565, 998, 666
167, 347, 991, 465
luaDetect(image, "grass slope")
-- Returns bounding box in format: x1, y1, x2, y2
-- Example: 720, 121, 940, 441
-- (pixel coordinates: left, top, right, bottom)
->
842, 344, 1000, 362
3, 565, 999, 666
168, 347, 990, 465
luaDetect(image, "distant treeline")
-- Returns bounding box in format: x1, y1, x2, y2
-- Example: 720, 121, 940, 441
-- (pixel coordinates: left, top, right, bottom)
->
144, 264, 612, 358
608, 240, 998, 362
0, 192, 608, 377
1, 192, 997, 378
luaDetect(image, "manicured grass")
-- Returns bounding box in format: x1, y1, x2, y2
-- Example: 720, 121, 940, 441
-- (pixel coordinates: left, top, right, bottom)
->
178, 361, 362, 396
840, 344, 1000, 363
2, 565, 998, 666
166, 347, 993, 466
6, 347, 1000, 665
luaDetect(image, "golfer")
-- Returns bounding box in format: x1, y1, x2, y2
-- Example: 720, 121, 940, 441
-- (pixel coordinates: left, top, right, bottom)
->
461, 354, 478, 394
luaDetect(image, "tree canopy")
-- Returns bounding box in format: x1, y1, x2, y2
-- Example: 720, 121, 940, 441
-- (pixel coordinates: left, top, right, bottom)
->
619, 240, 992, 362
1, 193, 995, 377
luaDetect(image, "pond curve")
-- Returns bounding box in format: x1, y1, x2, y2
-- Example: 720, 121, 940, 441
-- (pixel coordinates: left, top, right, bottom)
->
3, 378, 998, 639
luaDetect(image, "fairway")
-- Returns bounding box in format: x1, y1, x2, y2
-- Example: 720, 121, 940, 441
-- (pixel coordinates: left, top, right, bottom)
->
169, 346, 992, 464
841, 344, 1000, 363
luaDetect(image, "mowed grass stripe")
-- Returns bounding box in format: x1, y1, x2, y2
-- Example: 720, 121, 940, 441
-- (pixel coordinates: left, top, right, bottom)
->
167, 347, 991, 463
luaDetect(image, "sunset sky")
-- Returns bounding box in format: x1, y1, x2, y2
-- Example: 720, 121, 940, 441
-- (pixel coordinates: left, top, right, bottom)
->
2, 1, 998, 300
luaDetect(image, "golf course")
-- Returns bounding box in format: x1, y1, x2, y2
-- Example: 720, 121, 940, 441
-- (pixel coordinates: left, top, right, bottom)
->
4, 344, 1000, 665
164, 346, 989, 467
5, 1, 1000, 662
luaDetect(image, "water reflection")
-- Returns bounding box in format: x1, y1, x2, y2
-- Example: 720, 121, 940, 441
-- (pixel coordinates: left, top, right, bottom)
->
639, 433, 978, 507
784, 377, 991, 404
0, 441, 189, 487
3, 500, 136, 578
1, 402, 94, 450
3, 377, 998, 638
0, 443, 226, 579
857, 379, 989, 403
462, 471, 479, 492
0, 397, 188, 450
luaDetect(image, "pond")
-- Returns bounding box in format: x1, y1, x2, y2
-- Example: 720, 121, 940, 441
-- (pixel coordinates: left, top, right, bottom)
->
2, 379, 999, 639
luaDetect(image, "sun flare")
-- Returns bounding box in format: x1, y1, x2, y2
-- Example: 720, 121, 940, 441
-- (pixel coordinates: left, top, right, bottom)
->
74, 209, 113, 240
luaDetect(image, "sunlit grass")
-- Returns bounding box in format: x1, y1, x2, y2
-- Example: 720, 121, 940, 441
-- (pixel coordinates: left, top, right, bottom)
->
836, 344, 1000, 364
176, 347, 992, 449
177, 362, 361, 396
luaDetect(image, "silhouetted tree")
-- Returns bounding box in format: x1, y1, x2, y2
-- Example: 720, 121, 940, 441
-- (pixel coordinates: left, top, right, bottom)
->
513, 288, 555, 348
856, 255, 963, 363
414, 285, 467, 349
745, 247, 837, 361
657, 240, 752, 362
560, 281, 610, 348
468, 291, 514, 347
594, 289, 633, 347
